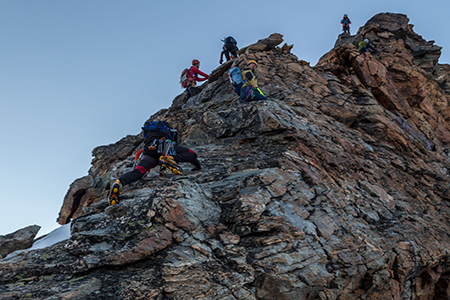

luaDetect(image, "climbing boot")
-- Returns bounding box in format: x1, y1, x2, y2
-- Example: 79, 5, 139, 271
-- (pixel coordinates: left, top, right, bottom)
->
191, 159, 202, 171
108, 179, 122, 206
159, 156, 182, 175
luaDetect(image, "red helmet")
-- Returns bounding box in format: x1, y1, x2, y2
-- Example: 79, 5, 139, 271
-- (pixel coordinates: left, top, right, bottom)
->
192, 59, 200, 65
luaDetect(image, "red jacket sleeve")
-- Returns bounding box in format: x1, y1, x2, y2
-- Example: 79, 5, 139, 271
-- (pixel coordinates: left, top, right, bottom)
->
189, 66, 209, 81
196, 77, 208, 82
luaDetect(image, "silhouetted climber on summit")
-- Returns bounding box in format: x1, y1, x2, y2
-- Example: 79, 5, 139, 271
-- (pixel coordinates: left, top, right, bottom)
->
341, 14, 351, 34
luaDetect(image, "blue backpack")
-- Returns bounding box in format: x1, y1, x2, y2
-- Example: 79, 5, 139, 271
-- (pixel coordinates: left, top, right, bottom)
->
142, 121, 177, 142
228, 67, 243, 85
228, 67, 243, 95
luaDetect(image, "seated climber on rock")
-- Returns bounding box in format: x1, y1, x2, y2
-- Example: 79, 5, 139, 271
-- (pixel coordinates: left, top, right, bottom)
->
220, 36, 239, 64
185, 59, 209, 101
108, 120, 201, 205
358, 39, 378, 54
240, 60, 268, 103
341, 14, 351, 34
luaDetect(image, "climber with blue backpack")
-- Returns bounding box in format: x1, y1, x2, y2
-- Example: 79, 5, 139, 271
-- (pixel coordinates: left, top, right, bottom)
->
108, 120, 201, 205
228, 66, 244, 95
220, 36, 239, 64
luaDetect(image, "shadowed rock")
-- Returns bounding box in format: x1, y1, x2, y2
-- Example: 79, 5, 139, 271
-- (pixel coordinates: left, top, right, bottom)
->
0, 225, 40, 258
2, 12, 450, 300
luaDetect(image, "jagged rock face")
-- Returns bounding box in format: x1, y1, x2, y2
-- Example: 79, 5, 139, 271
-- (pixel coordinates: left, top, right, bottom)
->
357, 13, 442, 75
0, 225, 40, 259
333, 33, 356, 49
2, 13, 450, 300
436, 64, 450, 95
57, 134, 143, 224
317, 13, 450, 148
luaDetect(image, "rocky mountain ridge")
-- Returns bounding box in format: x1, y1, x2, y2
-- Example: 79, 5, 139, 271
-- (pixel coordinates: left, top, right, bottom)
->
2, 12, 450, 300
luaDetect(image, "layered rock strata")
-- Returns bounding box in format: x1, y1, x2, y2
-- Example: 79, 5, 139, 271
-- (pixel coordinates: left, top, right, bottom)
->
2, 13, 450, 300
0, 225, 40, 259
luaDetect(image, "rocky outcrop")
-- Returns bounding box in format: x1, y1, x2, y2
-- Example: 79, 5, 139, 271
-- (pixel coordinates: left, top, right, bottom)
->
317, 13, 450, 149
356, 13, 442, 75
239, 33, 285, 54
2, 12, 450, 300
57, 134, 143, 225
436, 64, 450, 95
0, 225, 40, 259
333, 33, 356, 49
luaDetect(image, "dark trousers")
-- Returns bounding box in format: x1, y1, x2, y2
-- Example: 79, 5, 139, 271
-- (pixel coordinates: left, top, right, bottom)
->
185, 85, 197, 100
119, 145, 200, 185
342, 25, 350, 34
220, 49, 238, 62
239, 86, 268, 103
232, 82, 243, 95
359, 45, 377, 54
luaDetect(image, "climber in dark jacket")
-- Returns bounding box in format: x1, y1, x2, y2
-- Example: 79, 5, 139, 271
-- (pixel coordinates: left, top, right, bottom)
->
108, 121, 201, 205
240, 60, 268, 103
220, 36, 239, 64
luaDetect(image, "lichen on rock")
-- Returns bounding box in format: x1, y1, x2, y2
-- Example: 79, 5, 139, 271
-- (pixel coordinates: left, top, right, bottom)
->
2, 12, 450, 300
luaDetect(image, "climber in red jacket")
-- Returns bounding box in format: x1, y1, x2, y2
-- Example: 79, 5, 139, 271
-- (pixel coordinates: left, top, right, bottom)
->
185, 59, 209, 101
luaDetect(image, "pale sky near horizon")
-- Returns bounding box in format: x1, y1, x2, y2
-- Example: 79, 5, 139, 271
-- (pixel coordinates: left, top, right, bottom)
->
1, 0, 449, 237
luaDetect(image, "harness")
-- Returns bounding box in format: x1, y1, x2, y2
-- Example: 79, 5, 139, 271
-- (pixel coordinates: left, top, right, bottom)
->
132, 138, 179, 177
141, 138, 177, 156
240, 68, 255, 100
245, 85, 254, 100
157, 138, 176, 157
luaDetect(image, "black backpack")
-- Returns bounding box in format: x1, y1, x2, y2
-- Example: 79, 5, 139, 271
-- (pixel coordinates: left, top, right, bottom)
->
142, 121, 177, 143
224, 36, 235, 44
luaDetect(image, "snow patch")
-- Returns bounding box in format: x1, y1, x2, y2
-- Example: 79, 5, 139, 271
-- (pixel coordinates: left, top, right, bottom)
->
31, 223, 71, 250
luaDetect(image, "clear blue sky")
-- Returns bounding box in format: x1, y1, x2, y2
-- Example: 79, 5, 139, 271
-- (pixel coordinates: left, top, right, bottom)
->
1, 0, 449, 237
